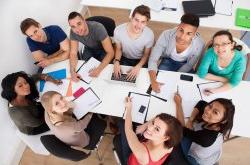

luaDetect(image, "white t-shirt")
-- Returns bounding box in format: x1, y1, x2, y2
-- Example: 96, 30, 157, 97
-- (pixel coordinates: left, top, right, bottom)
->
170, 45, 192, 62
114, 23, 154, 59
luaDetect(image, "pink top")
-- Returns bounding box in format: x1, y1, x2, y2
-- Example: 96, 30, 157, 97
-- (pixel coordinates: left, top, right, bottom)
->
128, 143, 170, 165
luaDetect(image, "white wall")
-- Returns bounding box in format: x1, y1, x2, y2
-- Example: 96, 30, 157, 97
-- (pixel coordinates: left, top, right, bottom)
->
0, 0, 81, 164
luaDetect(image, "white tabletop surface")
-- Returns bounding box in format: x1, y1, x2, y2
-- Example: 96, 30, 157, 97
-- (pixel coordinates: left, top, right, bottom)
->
42, 59, 250, 138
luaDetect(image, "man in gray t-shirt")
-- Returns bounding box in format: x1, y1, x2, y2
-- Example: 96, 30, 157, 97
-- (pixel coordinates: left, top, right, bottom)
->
68, 12, 114, 81
113, 5, 154, 80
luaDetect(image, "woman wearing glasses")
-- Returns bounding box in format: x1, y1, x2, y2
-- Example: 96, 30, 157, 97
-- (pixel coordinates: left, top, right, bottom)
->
197, 30, 246, 95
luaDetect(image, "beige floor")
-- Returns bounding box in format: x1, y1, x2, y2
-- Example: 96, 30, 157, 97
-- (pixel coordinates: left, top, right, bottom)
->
19, 7, 250, 165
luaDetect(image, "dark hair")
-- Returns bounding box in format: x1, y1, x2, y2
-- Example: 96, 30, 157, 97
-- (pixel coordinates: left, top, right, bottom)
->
206, 98, 235, 139
180, 13, 199, 28
156, 113, 183, 148
132, 5, 151, 20
212, 30, 242, 51
1, 71, 39, 102
20, 18, 39, 35
68, 11, 83, 21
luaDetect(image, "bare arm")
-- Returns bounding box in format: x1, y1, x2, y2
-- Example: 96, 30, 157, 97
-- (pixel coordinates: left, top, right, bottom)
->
69, 40, 81, 82
126, 47, 152, 80
174, 93, 185, 126
124, 97, 149, 164
34, 39, 70, 67
113, 42, 122, 78
89, 36, 114, 77
149, 70, 161, 93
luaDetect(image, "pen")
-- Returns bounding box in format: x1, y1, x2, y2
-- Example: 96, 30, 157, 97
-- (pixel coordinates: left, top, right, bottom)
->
177, 85, 179, 94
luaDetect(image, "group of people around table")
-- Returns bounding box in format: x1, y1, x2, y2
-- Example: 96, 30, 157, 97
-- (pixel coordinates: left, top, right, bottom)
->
1, 4, 248, 165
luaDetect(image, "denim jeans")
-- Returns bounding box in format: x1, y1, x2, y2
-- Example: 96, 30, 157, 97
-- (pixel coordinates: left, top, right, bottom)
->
181, 137, 199, 165
120, 56, 147, 67
159, 58, 186, 71
79, 47, 106, 62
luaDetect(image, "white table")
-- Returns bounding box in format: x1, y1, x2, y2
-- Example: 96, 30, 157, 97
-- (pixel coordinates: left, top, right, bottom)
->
42, 60, 250, 138
80, 0, 250, 31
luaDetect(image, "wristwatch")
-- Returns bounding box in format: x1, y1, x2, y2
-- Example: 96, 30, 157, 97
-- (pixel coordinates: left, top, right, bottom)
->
113, 58, 120, 64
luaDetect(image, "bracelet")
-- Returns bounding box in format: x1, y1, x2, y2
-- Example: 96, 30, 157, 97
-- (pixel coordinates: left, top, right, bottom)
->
113, 59, 120, 63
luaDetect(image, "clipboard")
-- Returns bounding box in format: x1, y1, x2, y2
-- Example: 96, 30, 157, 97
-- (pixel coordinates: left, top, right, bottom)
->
73, 87, 102, 120
123, 92, 151, 124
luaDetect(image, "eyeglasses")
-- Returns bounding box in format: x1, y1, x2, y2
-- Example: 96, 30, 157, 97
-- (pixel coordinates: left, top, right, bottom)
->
213, 42, 232, 48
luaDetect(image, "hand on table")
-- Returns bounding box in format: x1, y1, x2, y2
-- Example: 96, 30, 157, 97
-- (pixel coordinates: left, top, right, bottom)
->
126, 66, 140, 81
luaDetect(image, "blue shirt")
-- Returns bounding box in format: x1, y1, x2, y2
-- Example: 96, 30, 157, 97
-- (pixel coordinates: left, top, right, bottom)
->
26, 25, 67, 55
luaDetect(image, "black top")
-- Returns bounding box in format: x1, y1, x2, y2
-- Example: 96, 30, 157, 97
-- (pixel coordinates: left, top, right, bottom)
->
8, 102, 49, 135
183, 101, 219, 147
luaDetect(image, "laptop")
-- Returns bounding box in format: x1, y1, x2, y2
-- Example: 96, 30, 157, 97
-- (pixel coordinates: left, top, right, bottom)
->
235, 8, 250, 28
108, 73, 137, 86
182, 0, 215, 17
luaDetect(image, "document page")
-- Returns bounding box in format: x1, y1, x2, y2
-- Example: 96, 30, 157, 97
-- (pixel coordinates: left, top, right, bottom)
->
73, 88, 101, 120
197, 82, 232, 102
123, 92, 150, 124
151, 72, 178, 101
77, 57, 101, 83
178, 83, 201, 117
214, 0, 233, 16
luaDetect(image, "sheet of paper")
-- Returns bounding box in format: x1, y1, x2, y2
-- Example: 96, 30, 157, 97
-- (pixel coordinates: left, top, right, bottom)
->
178, 83, 201, 117
40, 68, 67, 92
162, 0, 178, 10
123, 92, 150, 124
197, 82, 232, 102
41, 79, 70, 96
151, 72, 178, 101
77, 57, 101, 84
73, 88, 101, 120
143, 0, 163, 12
214, 0, 233, 16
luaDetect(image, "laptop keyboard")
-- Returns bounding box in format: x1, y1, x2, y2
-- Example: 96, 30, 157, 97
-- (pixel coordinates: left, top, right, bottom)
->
111, 73, 136, 83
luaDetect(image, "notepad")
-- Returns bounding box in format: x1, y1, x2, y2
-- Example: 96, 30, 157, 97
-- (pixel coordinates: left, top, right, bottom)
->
214, 0, 233, 16
236, 8, 250, 28
77, 57, 101, 84
41, 79, 70, 96
73, 88, 101, 120
123, 92, 150, 124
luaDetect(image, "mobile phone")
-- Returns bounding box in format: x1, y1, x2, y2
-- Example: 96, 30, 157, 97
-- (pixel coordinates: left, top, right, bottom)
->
180, 74, 193, 82
73, 87, 86, 99
138, 105, 146, 114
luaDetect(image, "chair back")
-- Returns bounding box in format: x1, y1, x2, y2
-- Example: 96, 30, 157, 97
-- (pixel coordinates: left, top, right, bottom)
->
40, 135, 90, 161
86, 16, 116, 37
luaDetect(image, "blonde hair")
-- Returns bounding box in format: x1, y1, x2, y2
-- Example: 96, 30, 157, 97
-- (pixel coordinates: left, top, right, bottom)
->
41, 91, 61, 113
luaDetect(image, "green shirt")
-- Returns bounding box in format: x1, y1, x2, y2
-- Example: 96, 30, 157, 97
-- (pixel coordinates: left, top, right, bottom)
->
197, 48, 246, 86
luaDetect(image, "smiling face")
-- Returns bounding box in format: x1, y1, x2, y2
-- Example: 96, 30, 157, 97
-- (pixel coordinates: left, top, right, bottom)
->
25, 25, 46, 42
143, 117, 168, 142
213, 35, 234, 58
202, 101, 226, 124
51, 94, 69, 114
130, 13, 148, 34
68, 16, 88, 36
14, 77, 31, 97
176, 23, 197, 45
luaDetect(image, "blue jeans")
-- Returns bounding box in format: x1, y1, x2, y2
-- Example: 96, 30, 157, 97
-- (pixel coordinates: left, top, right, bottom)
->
181, 137, 199, 165
79, 47, 106, 62
159, 58, 186, 71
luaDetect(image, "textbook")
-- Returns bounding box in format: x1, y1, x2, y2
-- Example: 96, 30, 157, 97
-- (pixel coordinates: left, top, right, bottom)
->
236, 8, 250, 28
